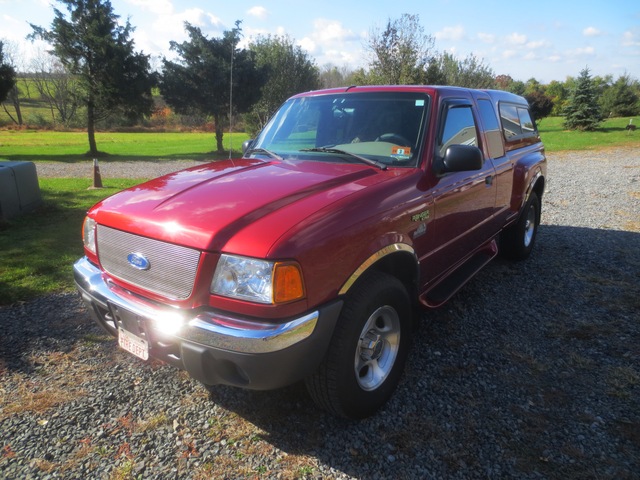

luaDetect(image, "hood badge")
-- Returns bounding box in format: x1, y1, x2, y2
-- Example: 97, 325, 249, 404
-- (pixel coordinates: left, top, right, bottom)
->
127, 253, 151, 271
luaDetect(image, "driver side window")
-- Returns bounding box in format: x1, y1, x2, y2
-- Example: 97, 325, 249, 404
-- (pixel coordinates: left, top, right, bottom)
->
438, 106, 478, 158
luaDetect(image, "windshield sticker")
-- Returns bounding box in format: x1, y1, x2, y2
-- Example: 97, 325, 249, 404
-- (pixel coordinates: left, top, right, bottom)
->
391, 146, 412, 160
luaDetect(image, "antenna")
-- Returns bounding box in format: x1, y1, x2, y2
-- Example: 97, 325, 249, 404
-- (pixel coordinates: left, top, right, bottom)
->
229, 41, 233, 160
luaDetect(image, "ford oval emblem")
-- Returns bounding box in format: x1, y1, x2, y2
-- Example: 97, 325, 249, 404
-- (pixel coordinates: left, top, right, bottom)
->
127, 253, 150, 271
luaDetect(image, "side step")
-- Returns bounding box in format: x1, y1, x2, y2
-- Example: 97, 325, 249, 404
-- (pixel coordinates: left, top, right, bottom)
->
420, 239, 498, 308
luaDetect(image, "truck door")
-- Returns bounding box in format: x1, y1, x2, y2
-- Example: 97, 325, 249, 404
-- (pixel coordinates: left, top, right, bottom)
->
420, 99, 497, 285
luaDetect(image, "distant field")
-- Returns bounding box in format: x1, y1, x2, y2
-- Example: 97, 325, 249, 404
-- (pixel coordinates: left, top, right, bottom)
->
0, 130, 251, 162
1, 117, 638, 160
537, 116, 640, 151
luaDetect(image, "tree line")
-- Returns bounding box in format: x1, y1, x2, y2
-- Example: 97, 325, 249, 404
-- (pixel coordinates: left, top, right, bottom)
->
1, 2, 639, 155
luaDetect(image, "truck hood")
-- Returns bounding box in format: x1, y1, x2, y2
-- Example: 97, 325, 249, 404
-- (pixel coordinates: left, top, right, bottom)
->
91, 158, 390, 255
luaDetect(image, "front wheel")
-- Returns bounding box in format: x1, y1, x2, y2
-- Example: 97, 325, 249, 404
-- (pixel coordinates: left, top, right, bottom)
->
305, 272, 412, 419
501, 191, 541, 260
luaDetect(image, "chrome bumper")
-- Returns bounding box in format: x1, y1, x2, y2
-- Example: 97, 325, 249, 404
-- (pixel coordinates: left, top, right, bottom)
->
73, 256, 319, 354
74, 256, 342, 390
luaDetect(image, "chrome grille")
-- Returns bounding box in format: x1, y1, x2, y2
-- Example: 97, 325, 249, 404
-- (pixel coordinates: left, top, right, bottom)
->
97, 225, 201, 300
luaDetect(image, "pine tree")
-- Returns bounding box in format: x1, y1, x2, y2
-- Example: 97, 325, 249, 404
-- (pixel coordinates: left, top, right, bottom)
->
600, 74, 640, 117
30, 0, 155, 156
563, 67, 603, 131
161, 22, 263, 153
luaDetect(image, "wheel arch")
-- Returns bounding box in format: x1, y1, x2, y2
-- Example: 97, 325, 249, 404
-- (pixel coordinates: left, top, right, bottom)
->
338, 243, 419, 303
531, 173, 545, 200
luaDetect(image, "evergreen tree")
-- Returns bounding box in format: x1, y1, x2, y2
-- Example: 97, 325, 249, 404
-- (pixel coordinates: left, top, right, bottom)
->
161, 22, 263, 153
563, 67, 603, 131
600, 74, 640, 117
0, 42, 17, 104
30, 0, 155, 156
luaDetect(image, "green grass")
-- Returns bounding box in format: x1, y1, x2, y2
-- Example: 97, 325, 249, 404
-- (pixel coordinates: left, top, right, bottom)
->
0, 178, 144, 305
1, 117, 638, 161
0, 130, 250, 162
537, 116, 640, 151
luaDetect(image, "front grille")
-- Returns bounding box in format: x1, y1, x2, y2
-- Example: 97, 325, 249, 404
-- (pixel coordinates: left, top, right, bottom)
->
97, 225, 201, 300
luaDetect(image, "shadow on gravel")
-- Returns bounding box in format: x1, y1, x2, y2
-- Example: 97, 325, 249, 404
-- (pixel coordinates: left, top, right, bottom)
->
203, 224, 640, 478
1, 224, 638, 478
0, 293, 92, 374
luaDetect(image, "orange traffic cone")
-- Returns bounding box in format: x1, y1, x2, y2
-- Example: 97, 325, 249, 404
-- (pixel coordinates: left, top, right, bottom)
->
90, 158, 103, 189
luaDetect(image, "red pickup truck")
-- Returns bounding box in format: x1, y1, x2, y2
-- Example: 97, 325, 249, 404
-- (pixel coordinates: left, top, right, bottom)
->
74, 86, 546, 418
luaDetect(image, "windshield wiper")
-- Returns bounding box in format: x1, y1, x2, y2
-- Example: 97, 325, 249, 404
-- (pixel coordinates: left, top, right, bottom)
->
300, 147, 387, 170
245, 148, 283, 161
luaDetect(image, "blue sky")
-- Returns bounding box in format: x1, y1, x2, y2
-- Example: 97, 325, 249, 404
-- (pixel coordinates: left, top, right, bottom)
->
1, 0, 639, 83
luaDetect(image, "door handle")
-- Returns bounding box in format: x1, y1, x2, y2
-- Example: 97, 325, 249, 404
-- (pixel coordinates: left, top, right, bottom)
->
485, 175, 493, 186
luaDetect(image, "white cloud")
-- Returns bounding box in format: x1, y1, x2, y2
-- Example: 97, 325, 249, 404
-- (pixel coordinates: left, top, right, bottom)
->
526, 40, 550, 50
502, 50, 517, 59
506, 32, 527, 46
312, 18, 357, 43
247, 6, 268, 20
127, 6, 225, 59
566, 46, 596, 57
622, 30, 640, 47
583, 26, 601, 37
153, 8, 222, 36
1, 14, 26, 39
435, 25, 465, 41
297, 18, 360, 65
477, 32, 496, 44
298, 37, 317, 54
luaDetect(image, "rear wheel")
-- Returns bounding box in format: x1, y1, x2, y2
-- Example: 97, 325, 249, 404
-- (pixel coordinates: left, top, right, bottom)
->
501, 191, 541, 260
305, 271, 412, 419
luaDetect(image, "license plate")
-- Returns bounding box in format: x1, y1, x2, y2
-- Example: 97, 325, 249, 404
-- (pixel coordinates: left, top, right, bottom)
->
118, 327, 149, 361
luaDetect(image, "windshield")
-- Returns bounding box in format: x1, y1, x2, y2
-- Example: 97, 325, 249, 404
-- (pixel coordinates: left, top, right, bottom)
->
249, 91, 430, 168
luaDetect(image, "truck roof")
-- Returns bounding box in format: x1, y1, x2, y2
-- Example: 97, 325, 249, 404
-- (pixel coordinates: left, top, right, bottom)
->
292, 85, 529, 106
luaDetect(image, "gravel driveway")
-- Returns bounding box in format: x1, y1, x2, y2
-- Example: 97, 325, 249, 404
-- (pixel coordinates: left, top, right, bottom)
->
1, 147, 639, 479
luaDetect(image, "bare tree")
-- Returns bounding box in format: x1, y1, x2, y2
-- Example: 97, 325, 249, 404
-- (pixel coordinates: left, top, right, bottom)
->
0, 39, 23, 125
30, 50, 81, 126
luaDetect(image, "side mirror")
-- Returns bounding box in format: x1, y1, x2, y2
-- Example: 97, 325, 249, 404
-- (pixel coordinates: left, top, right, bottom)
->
440, 144, 483, 173
242, 139, 254, 155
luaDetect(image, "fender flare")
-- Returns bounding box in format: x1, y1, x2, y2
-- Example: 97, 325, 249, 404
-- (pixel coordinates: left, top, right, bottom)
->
338, 243, 417, 296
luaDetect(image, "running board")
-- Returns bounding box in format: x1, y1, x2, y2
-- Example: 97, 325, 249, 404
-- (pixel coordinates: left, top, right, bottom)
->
420, 239, 498, 308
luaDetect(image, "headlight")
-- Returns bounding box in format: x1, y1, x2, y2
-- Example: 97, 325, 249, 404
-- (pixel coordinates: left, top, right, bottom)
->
211, 254, 305, 304
83, 217, 97, 254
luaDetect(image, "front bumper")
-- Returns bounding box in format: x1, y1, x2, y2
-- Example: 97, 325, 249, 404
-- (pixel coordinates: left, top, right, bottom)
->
73, 257, 342, 390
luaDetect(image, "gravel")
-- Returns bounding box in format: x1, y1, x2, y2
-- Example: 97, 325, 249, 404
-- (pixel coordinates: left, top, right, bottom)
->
2, 147, 639, 479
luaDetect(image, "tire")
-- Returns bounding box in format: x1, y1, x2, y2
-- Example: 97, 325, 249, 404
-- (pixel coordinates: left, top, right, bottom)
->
305, 271, 412, 419
501, 191, 541, 260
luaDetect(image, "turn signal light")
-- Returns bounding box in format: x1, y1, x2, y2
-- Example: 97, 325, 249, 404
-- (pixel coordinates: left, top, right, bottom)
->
273, 263, 305, 304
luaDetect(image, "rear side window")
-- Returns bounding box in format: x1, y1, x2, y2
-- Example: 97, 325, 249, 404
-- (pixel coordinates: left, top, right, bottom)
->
499, 103, 538, 144
518, 108, 535, 134
500, 105, 522, 139
478, 99, 505, 158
